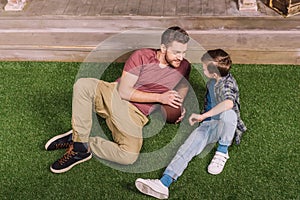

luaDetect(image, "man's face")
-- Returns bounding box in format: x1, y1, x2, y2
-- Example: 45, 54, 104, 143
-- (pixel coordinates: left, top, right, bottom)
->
164, 41, 187, 68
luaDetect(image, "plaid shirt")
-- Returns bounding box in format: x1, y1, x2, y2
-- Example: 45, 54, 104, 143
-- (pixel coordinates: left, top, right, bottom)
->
202, 72, 247, 144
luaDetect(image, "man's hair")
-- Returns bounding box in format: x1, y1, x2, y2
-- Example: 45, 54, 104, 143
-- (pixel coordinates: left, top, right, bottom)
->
201, 49, 232, 77
161, 26, 189, 46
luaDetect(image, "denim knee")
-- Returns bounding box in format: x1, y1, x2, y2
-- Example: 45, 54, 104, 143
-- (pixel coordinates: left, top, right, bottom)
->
220, 110, 237, 125
218, 110, 237, 146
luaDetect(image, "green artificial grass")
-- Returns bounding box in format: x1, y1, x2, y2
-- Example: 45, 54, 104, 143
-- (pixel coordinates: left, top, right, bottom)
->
0, 61, 299, 200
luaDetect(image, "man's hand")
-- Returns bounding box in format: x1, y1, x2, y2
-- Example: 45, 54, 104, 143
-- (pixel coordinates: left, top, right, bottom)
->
159, 90, 182, 109
175, 107, 186, 124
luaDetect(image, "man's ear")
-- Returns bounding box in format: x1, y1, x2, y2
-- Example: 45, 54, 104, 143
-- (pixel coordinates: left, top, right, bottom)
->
161, 44, 167, 53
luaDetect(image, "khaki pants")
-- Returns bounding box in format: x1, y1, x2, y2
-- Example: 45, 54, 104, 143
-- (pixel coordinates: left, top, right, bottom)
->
72, 78, 149, 165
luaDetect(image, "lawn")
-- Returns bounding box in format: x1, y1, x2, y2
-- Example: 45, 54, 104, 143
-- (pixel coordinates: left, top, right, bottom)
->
0, 61, 299, 200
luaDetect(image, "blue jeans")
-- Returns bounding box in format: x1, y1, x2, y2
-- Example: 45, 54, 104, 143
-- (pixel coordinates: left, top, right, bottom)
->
163, 110, 237, 180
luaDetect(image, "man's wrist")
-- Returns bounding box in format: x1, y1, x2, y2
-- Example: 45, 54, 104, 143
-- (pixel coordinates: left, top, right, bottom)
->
155, 93, 162, 103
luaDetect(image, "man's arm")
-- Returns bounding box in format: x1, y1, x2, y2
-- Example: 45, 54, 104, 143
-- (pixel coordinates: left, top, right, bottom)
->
118, 71, 183, 108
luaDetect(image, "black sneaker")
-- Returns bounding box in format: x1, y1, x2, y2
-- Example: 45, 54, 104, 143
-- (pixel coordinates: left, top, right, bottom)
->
50, 146, 92, 173
45, 130, 73, 151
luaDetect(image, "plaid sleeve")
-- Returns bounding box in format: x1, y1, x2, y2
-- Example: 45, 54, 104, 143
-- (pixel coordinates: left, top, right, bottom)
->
222, 80, 237, 102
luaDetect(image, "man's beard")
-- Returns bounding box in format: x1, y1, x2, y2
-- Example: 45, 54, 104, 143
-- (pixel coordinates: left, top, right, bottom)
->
165, 54, 180, 68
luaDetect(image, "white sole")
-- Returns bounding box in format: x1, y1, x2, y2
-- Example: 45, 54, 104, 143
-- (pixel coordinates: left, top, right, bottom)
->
135, 179, 168, 199
50, 153, 92, 174
45, 130, 73, 150
208, 168, 223, 175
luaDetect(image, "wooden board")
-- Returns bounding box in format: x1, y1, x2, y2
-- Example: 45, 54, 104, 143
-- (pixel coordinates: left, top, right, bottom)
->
189, 0, 202, 16
127, 0, 139, 15
0, 0, 299, 64
151, 0, 164, 16
176, 0, 189, 16
0, 21, 298, 64
163, 0, 177, 16
202, 0, 215, 16
138, 0, 152, 15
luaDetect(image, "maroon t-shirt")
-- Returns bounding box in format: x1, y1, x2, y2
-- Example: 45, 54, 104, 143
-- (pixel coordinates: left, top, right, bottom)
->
117, 48, 191, 116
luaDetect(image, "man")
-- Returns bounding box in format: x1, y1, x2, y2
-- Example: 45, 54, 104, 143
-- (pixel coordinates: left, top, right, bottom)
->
45, 26, 191, 174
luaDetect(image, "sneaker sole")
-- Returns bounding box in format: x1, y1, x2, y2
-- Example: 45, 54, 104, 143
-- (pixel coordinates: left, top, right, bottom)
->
207, 167, 223, 175
50, 153, 92, 174
45, 130, 73, 151
135, 179, 168, 199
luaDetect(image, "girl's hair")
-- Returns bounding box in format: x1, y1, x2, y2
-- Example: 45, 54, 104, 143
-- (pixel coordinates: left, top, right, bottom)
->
201, 49, 232, 77
161, 26, 190, 46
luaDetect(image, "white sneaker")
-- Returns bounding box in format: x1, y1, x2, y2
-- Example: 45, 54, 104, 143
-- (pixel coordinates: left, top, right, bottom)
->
135, 178, 169, 199
208, 151, 229, 175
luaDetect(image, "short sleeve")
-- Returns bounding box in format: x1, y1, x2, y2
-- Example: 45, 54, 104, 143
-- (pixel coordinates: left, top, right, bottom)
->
123, 50, 144, 76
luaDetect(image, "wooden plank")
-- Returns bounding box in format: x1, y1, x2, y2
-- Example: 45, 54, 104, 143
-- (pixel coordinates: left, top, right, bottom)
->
228, 50, 298, 64
0, 49, 90, 62
25, 0, 46, 15
0, 0, 299, 65
40, 0, 69, 15
189, 0, 202, 16
127, 0, 140, 15
190, 31, 300, 51
163, 0, 176, 16
0, 16, 299, 31
88, 0, 105, 15
0, 32, 112, 46
0, 47, 297, 64
64, 0, 81, 15
176, 0, 189, 16
0, 28, 299, 64
138, 0, 152, 15
213, 0, 227, 16
113, 0, 128, 15
101, 0, 116, 15
202, 0, 214, 16
151, 0, 164, 16
76, 0, 93, 16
